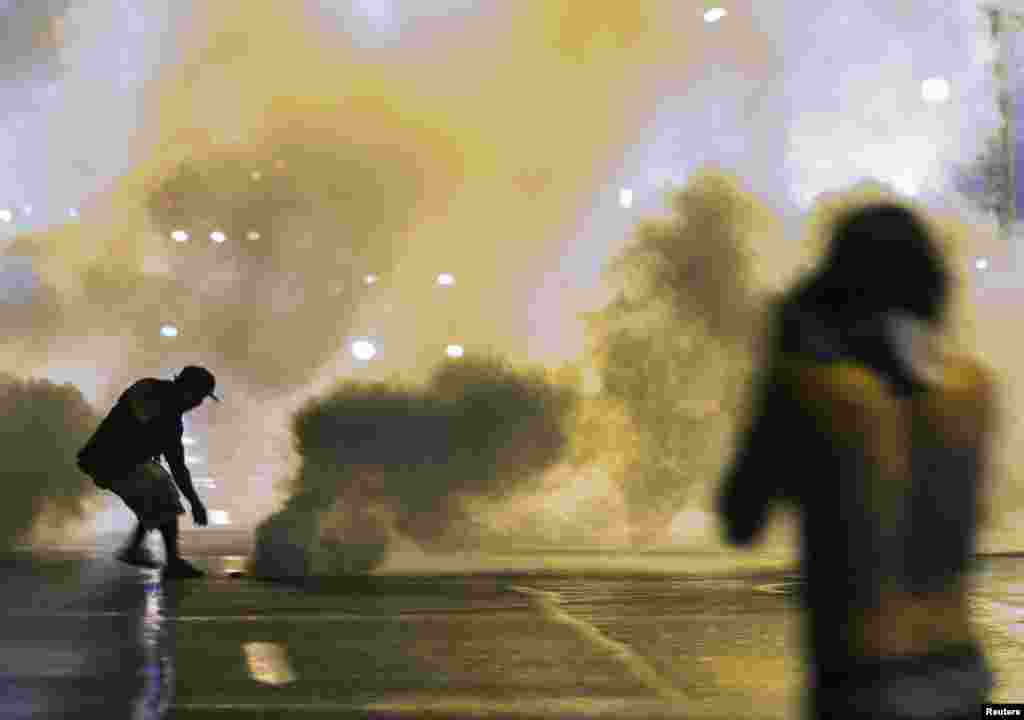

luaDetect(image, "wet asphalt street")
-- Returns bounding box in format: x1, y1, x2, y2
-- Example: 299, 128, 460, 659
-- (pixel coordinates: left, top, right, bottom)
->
3, 541, 1024, 719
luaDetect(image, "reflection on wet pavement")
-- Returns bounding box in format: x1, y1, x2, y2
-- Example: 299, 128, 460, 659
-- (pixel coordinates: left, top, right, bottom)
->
5, 553, 1024, 718
135, 575, 173, 719
0, 555, 175, 719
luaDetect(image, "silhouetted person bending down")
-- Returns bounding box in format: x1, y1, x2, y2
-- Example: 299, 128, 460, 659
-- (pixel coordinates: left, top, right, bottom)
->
77, 366, 219, 580
718, 203, 996, 719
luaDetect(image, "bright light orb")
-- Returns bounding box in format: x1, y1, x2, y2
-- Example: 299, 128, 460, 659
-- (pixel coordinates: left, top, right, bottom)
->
890, 170, 919, 198
68, 208, 78, 218
209, 510, 230, 525
351, 339, 377, 360
247, 231, 260, 241
250, 171, 262, 181
704, 7, 727, 23
619, 188, 633, 208
0, 209, 11, 223
210, 231, 226, 243
160, 325, 179, 338
171, 230, 189, 242
921, 77, 951, 104
436, 273, 455, 287
446, 344, 465, 358
364, 274, 378, 286
976, 257, 989, 270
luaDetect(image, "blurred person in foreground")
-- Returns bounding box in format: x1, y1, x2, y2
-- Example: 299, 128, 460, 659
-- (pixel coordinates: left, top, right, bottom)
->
77, 366, 219, 580
717, 203, 997, 719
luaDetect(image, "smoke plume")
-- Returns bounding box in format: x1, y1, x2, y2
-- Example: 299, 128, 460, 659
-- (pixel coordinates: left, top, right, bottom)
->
253, 355, 577, 576
580, 170, 776, 543
0, 374, 99, 549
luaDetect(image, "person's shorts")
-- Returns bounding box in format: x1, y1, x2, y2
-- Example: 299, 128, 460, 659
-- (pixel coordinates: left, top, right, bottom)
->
97, 460, 186, 530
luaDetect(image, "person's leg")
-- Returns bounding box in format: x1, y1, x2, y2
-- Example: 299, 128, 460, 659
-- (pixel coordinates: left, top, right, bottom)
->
160, 516, 204, 578
141, 462, 202, 578
158, 516, 180, 562
116, 518, 159, 568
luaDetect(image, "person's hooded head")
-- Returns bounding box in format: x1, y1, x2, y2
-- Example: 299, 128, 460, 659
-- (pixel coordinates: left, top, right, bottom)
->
814, 203, 951, 328
793, 203, 953, 390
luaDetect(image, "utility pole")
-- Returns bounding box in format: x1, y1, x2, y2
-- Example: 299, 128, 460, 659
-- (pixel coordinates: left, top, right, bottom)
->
986, 5, 1024, 265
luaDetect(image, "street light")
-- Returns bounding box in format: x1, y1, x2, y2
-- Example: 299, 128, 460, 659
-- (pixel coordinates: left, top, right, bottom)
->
171, 230, 189, 243
890, 170, 919, 198
446, 344, 464, 358
209, 510, 231, 525
703, 8, 727, 23
210, 231, 226, 244
436, 273, 455, 287
160, 325, 178, 338
351, 339, 377, 360
921, 77, 951, 104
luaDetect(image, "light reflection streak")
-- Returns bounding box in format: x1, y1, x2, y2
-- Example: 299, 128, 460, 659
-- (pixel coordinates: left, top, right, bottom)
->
133, 573, 173, 720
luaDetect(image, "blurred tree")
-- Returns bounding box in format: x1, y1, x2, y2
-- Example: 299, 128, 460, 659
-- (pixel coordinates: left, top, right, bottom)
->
955, 136, 1011, 223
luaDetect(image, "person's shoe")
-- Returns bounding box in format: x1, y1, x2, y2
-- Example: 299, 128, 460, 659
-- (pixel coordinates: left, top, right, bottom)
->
162, 558, 205, 580
116, 546, 160, 569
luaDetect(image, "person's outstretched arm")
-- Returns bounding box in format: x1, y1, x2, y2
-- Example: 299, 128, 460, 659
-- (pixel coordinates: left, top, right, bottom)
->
164, 433, 208, 526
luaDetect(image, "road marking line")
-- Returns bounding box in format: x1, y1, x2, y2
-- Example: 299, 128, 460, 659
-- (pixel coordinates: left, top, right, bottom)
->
243, 642, 296, 686
173, 697, 679, 716
753, 581, 801, 595
510, 585, 694, 712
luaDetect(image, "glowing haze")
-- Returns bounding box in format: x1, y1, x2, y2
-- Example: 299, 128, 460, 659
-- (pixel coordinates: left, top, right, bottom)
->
0, 1, 1019, 551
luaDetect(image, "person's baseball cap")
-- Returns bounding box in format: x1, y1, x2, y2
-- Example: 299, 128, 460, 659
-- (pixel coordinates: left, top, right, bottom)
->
175, 365, 220, 402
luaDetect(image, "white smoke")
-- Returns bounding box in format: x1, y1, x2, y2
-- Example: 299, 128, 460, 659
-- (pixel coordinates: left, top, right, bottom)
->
1, 1, 1019, 551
